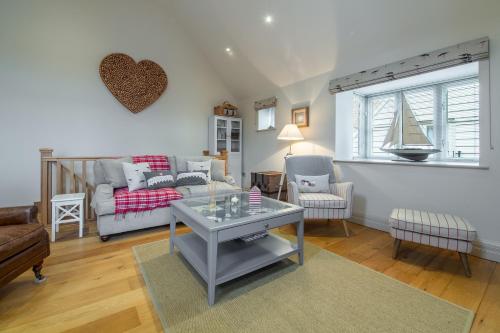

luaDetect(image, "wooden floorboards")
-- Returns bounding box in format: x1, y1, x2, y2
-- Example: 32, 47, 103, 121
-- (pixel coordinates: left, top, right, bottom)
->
0, 221, 499, 332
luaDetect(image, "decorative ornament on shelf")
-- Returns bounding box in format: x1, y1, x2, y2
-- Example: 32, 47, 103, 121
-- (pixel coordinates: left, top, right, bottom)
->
99, 53, 168, 114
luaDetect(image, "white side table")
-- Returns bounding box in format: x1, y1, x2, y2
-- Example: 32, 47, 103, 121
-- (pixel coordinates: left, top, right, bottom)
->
51, 193, 85, 242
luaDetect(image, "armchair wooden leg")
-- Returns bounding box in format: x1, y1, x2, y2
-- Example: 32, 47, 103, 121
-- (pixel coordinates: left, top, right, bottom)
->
341, 220, 350, 237
459, 252, 472, 277
392, 239, 401, 259
33, 261, 47, 284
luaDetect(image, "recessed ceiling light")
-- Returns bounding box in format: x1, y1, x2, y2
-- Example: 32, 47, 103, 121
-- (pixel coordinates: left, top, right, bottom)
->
264, 15, 273, 24
225, 47, 232, 53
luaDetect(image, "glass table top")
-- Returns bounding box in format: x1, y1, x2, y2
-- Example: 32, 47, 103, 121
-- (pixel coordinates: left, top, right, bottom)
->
180, 192, 297, 224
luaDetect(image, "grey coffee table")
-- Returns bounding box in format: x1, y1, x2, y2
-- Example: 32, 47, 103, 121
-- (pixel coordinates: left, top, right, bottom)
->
170, 192, 304, 306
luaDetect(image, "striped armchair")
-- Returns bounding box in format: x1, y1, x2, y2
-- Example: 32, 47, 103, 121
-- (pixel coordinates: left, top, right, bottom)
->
286, 155, 353, 237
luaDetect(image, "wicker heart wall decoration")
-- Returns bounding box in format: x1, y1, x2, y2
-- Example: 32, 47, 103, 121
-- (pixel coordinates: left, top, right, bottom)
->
99, 53, 168, 113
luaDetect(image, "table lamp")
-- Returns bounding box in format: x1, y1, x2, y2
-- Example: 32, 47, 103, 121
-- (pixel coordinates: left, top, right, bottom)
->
277, 124, 304, 155
277, 124, 304, 199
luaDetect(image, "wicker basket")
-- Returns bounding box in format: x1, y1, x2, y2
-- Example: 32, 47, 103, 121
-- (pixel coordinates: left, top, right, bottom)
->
214, 101, 238, 117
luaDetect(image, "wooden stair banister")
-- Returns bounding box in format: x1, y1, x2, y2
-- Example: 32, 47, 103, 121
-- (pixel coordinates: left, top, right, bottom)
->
39, 148, 116, 226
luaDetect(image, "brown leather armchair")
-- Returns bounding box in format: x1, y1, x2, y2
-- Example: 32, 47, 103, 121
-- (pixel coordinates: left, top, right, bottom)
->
0, 205, 50, 288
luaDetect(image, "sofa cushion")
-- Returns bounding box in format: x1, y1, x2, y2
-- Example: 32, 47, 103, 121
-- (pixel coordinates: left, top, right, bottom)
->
187, 160, 212, 182
211, 159, 226, 182
176, 171, 208, 187
132, 155, 170, 171
93, 160, 108, 186
122, 162, 151, 191
0, 224, 45, 263
295, 174, 330, 193
144, 171, 175, 189
92, 184, 115, 216
167, 156, 177, 176
101, 157, 132, 188
175, 156, 212, 172
298, 193, 347, 209
176, 181, 240, 199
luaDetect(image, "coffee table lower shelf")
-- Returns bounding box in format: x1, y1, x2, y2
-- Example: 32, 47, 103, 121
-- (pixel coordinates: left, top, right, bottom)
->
174, 232, 299, 286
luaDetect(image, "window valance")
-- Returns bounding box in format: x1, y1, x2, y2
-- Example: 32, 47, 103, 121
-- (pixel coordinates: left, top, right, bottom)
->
329, 37, 489, 94
254, 96, 277, 111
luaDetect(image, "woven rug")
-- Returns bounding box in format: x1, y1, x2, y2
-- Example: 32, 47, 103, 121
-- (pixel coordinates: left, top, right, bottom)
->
133, 237, 473, 333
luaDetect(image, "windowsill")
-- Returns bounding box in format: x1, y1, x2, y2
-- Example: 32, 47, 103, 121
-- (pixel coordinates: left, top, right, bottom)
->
334, 158, 489, 170
256, 128, 276, 132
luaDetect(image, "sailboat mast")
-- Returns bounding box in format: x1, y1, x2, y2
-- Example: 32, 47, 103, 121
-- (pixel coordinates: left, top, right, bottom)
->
398, 93, 403, 149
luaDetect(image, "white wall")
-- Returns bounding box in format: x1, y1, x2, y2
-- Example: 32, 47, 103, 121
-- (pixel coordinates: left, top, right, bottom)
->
241, 5, 500, 261
0, 0, 234, 207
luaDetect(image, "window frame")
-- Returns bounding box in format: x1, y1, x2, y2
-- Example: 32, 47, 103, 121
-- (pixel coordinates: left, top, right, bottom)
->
354, 75, 480, 163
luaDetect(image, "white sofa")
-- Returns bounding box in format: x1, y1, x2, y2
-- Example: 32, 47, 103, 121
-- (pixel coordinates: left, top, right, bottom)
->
91, 155, 241, 240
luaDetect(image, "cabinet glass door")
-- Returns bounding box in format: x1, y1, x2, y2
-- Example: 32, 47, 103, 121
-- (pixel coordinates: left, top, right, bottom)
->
230, 120, 240, 152
216, 119, 227, 152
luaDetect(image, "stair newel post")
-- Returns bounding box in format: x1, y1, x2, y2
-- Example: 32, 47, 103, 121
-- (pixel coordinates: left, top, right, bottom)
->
39, 148, 54, 226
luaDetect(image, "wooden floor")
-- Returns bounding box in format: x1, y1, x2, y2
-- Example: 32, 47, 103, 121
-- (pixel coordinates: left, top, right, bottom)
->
0, 220, 499, 332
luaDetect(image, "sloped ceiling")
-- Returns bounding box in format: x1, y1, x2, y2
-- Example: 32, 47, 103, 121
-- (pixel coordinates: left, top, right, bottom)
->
167, 0, 499, 100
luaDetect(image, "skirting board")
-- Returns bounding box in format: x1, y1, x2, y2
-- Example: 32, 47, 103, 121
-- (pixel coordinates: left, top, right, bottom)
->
349, 214, 500, 263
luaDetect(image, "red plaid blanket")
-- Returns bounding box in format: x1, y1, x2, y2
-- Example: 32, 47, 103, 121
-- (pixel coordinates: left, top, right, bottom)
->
114, 187, 182, 216
132, 155, 170, 171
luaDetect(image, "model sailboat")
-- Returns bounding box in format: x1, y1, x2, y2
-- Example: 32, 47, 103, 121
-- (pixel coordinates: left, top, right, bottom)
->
381, 95, 440, 161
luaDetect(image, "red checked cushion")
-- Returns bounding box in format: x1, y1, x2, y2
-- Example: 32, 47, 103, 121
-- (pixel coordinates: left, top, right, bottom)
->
132, 155, 170, 171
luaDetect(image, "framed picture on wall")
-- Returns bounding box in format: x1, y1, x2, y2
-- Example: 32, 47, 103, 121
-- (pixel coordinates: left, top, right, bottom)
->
291, 106, 309, 127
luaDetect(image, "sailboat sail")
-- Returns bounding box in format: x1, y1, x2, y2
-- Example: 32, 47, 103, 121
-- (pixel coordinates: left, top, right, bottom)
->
382, 94, 432, 148
382, 109, 400, 148
401, 96, 432, 146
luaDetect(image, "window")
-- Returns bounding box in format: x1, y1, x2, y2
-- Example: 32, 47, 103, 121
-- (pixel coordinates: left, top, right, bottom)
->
352, 76, 480, 162
257, 107, 275, 131
445, 79, 480, 160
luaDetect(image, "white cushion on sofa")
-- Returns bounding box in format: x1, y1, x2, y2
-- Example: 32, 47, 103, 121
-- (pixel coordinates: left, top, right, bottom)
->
122, 162, 151, 192
187, 160, 212, 182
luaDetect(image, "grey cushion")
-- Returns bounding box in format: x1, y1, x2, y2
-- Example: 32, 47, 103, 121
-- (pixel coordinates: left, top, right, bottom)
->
101, 157, 132, 188
93, 160, 107, 186
176, 171, 208, 186
285, 155, 336, 184
144, 171, 175, 189
176, 181, 240, 199
167, 155, 177, 176
91, 184, 115, 216
211, 159, 225, 182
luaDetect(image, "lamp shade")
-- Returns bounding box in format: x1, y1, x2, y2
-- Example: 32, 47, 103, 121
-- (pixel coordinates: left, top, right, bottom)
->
277, 124, 304, 141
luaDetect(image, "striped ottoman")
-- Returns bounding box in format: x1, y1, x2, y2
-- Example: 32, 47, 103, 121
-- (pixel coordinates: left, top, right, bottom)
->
389, 208, 477, 277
